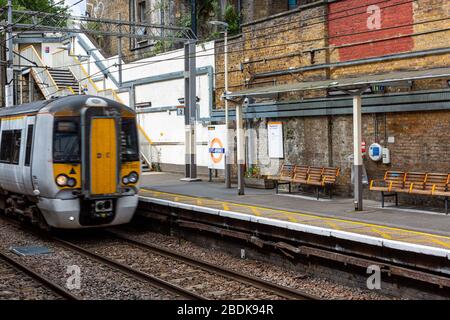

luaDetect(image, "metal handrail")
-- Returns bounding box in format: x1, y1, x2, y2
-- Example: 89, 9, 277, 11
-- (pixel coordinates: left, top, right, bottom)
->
19, 46, 71, 98
52, 50, 123, 103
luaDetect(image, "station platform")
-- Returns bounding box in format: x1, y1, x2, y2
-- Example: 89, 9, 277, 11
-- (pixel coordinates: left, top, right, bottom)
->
138, 172, 450, 259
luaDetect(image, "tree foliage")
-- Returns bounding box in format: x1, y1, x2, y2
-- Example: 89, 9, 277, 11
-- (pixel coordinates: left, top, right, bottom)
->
0, 0, 68, 27
224, 4, 240, 36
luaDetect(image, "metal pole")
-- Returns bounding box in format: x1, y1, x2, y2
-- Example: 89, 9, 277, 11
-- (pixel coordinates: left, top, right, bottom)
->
353, 94, 363, 211
236, 102, 245, 195
224, 29, 231, 188
190, 0, 197, 38
118, 13, 123, 87
188, 39, 198, 180
181, 40, 200, 182
183, 41, 191, 179
5, 0, 14, 107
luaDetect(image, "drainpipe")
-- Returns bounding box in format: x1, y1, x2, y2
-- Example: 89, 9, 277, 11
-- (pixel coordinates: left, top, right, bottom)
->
191, 0, 197, 38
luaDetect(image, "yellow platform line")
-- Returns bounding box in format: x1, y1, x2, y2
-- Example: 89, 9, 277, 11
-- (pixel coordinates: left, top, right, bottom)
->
250, 206, 262, 216
370, 227, 393, 240
430, 238, 450, 249
325, 221, 341, 231
140, 188, 450, 244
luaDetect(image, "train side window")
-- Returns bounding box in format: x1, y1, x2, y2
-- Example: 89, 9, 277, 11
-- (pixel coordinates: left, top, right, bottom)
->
25, 125, 34, 166
0, 131, 13, 163
0, 129, 21, 165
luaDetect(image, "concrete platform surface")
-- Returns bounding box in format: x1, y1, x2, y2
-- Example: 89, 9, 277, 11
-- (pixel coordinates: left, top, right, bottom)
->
138, 172, 450, 254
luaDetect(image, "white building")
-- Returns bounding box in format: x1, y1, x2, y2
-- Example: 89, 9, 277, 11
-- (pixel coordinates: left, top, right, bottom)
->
15, 33, 216, 174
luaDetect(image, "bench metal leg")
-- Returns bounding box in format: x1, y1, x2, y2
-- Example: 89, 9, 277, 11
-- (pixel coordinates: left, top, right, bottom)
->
317, 187, 320, 200
381, 192, 385, 208
329, 185, 333, 199
288, 183, 291, 194
445, 197, 448, 215
275, 182, 279, 194
395, 193, 398, 206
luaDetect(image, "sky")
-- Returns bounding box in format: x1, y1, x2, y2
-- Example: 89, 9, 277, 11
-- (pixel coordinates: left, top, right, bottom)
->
64, 0, 87, 16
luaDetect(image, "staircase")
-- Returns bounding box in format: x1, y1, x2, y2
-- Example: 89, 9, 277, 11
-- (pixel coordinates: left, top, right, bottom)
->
141, 155, 152, 172
48, 68, 80, 94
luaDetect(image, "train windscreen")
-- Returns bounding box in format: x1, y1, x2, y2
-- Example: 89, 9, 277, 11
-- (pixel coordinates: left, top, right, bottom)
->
53, 120, 80, 163
121, 118, 139, 162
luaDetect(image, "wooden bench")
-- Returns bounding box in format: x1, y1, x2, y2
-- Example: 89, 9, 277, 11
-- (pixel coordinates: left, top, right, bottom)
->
369, 171, 405, 206
370, 171, 450, 214
270, 164, 340, 199
304, 167, 340, 199
268, 164, 294, 194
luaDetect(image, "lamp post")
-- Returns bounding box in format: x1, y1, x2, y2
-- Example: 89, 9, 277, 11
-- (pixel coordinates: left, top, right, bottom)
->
209, 20, 231, 188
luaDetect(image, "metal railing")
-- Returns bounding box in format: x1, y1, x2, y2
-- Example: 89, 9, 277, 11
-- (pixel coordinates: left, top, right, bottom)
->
18, 46, 72, 98
138, 124, 161, 171
52, 49, 123, 103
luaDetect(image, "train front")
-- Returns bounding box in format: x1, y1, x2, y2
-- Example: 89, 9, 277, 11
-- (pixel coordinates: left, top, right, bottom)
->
35, 96, 140, 229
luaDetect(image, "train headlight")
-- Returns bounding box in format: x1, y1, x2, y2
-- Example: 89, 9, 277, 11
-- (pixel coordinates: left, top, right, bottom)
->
56, 174, 69, 187
122, 172, 139, 185
67, 178, 77, 187
128, 172, 139, 184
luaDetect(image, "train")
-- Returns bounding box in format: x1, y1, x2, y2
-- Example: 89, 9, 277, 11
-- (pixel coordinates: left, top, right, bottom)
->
0, 95, 140, 229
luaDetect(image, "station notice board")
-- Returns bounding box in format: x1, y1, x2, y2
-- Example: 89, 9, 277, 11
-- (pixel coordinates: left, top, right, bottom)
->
268, 121, 284, 159
207, 125, 226, 170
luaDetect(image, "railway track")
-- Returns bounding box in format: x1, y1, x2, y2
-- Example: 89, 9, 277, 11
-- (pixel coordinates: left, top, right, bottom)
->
50, 236, 205, 300
0, 216, 199, 300
68, 230, 318, 300
0, 250, 80, 300
2, 216, 314, 299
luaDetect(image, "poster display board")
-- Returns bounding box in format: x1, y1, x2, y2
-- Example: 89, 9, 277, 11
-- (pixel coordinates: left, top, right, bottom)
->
268, 121, 284, 158
207, 125, 226, 170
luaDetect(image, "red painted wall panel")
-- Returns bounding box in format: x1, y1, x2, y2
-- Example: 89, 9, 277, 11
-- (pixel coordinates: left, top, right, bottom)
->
328, 0, 414, 61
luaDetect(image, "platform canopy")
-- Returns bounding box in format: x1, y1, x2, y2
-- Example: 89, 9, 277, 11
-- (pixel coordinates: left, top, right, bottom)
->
224, 66, 450, 209
224, 67, 450, 99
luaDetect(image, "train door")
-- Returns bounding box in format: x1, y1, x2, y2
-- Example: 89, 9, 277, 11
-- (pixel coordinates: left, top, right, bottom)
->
21, 116, 35, 195
90, 118, 118, 195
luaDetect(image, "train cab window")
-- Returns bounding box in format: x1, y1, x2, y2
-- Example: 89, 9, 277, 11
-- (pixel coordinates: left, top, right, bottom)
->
53, 120, 80, 163
25, 124, 34, 166
0, 130, 22, 165
121, 119, 139, 162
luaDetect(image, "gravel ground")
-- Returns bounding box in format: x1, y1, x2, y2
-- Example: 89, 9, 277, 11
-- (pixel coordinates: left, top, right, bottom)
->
115, 227, 394, 300
76, 238, 285, 299
0, 220, 179, 300
0, 258, 61, 300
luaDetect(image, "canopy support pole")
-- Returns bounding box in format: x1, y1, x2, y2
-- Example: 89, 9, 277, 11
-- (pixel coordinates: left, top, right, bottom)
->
236, 101, 245, 195
353, 94, 363, 211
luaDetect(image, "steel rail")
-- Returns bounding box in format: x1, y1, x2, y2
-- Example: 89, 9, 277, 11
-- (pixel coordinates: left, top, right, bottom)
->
136, 208, 450, 291
0, 216, 205, 300
0, 250, 80, 300
106, 230, 318, 300
51, 236, 207, 300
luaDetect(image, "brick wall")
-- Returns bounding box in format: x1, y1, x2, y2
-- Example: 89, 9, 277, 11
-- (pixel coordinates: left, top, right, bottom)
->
86, 0, 189, 61
214, 0, 450, 203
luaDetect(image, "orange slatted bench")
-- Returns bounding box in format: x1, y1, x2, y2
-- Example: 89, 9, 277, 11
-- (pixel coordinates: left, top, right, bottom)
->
291, 165, 309, 184
306, 167, 340, 199
268, 164, 294, 194
410, 173, 450, 214
370, 171, 450, 214
290, 166, 340, 199
369, 171, 405, 207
